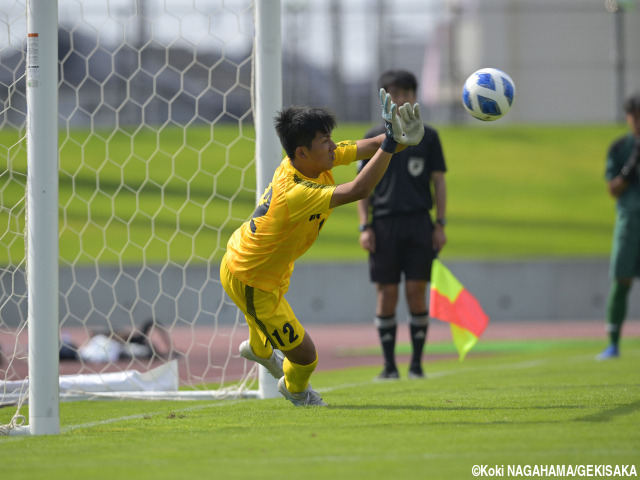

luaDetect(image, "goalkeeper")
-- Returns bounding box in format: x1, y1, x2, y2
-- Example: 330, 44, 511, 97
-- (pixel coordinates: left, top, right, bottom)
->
220, 89, 424, 406
598, 92, 640, 360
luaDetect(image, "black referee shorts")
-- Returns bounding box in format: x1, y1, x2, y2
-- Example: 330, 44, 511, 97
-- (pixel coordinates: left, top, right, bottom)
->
369, 212, 436, 284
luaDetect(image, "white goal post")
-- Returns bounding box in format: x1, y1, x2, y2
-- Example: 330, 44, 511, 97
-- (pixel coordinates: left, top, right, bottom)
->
1, 0, 283, 436
24, 0, 61, 436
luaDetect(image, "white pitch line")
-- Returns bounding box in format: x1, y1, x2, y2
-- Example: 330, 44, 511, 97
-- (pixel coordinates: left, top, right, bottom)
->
60, 353, 585, 432
61, 399, 243, 433
318, 357, 550, 393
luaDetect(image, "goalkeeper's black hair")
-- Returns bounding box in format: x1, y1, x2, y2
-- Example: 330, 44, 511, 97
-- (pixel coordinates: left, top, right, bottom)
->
274, 106, 337, 159
623, 92, 640, 114
378, 70, 418, 92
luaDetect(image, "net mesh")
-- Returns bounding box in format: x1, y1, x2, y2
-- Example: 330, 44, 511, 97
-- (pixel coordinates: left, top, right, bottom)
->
1, 0, 263, 431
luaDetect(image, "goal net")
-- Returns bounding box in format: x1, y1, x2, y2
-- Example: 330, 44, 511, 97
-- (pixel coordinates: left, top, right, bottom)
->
1, 0, 282, 435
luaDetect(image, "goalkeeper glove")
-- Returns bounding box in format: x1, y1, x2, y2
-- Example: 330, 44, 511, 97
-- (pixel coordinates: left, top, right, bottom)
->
620, 138, 640, 182
380, 88, 401, 153
395, 102, 424, 146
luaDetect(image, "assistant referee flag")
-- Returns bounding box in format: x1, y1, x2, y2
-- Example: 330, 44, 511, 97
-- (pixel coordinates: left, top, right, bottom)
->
429, 259, 489, 361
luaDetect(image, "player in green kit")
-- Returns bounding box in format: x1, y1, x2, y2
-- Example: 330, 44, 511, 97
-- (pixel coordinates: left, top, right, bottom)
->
598, 92, 640, 360
220, 89, 425, 405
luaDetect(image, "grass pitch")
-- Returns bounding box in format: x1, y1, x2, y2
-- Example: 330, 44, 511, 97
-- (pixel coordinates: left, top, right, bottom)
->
1, 338, 638, 479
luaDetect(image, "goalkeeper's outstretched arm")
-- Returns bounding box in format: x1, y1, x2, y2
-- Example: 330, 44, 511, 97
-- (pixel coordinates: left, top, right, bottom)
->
330, 90, 424, 209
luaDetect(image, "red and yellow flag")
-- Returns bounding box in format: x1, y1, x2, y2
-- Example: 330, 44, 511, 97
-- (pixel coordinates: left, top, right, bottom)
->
429, 259, 489, 361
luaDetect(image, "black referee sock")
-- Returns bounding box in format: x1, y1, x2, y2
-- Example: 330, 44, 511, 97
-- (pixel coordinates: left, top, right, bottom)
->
375, 315, 397, 372
409, 313, 429, 372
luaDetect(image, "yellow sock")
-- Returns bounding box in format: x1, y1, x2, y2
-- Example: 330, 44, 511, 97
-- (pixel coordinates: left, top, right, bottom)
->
283, 354, 318, 393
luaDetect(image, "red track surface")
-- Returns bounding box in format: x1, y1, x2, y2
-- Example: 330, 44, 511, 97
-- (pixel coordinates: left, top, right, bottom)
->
2, 319, 639, 386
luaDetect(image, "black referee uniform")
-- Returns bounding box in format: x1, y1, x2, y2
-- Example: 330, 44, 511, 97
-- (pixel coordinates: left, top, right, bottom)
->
358, 123, 447, 284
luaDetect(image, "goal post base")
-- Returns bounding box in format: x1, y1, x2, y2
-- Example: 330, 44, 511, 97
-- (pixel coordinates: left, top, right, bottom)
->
6, 425, 30, 436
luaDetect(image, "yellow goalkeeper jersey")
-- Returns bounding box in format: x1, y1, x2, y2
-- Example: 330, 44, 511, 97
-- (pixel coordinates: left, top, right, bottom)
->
225, 141, 358, 291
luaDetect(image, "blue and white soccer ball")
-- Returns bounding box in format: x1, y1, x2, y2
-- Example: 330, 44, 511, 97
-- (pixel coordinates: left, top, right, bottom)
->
462, 68, 515, 121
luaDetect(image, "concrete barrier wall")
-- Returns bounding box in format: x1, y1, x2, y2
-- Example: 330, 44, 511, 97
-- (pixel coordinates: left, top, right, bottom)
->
1, 259, 639, 330
287, 259, 640, 324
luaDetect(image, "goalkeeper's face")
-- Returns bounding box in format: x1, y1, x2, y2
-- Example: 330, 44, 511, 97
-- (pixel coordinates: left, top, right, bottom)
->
297, 130, 337, 175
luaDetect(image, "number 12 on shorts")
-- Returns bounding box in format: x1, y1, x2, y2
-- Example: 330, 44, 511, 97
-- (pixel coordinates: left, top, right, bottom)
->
271, 322, 299, 347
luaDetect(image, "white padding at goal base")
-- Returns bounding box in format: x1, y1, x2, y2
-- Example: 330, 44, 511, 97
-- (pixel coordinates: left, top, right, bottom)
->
1, 360, 261, 403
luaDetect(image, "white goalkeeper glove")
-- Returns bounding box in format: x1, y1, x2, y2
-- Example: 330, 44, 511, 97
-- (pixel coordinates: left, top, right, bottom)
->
379, 88, 402, 153
395, 102, 424, 146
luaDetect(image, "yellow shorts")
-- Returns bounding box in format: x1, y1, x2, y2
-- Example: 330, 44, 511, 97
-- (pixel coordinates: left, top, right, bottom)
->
220, 255, 305, 351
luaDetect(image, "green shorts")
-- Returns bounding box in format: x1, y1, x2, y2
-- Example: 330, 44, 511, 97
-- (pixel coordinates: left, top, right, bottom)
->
610, 210, 640, 279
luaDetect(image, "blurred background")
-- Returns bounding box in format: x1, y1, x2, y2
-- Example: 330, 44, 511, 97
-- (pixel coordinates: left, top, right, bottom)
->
2, 0, 640, 129
278, 0, 640, 124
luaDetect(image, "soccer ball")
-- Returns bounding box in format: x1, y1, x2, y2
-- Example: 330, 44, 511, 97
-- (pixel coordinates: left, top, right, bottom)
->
462, 68, 515, 121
